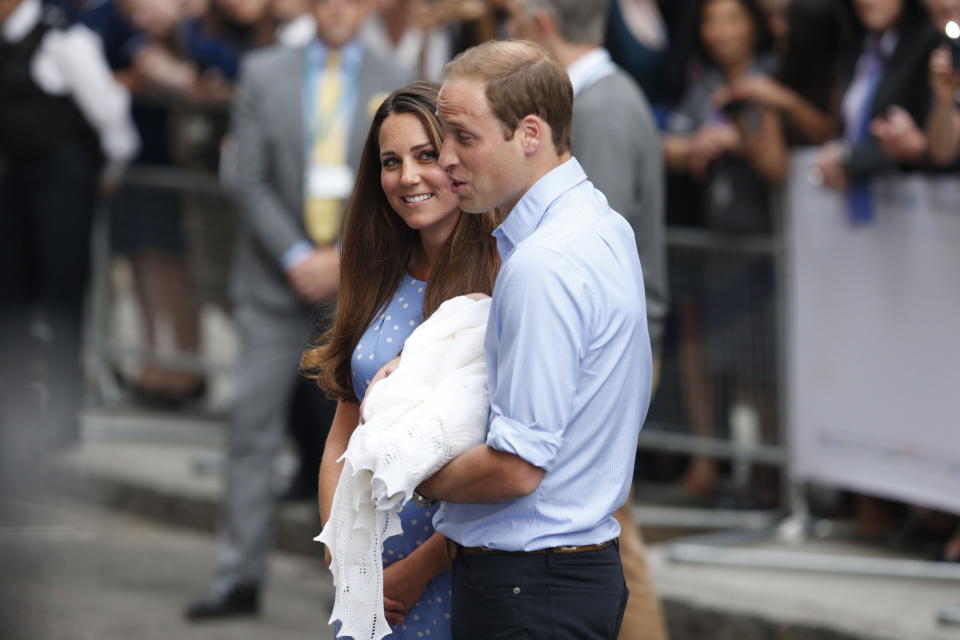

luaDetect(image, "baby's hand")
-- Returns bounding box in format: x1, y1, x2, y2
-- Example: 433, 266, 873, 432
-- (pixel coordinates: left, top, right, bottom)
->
371, 356, 401, 388
359, 356, 401, 421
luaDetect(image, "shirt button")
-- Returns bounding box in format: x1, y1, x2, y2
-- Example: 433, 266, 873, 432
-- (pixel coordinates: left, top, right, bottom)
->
512, 587, 521, 595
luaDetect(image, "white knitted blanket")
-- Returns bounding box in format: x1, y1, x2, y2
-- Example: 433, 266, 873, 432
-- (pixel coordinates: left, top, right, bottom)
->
316, 295, 491, 640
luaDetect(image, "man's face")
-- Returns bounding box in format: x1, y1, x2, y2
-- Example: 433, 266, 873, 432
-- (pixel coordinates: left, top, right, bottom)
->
437, 77, 528, 214
313, 0, 370, 49
273, 0, 309, 22
852, 0, 904, 33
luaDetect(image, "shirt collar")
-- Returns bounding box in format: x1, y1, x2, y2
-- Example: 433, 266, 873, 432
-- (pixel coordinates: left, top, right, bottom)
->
307, 37, 364, 69
566, 47, 616, 97
864, 28, 899, 60
3, 0, 41, 44
493, 157, 588, 260
278, 14, 316, 47
880, 29, 898, 58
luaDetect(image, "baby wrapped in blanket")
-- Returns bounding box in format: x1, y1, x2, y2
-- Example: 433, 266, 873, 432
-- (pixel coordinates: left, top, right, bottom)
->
317, 295, 492, 640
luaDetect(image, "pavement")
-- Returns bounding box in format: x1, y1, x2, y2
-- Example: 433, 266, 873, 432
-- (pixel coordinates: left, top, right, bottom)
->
0, 498, 334, 640
15, 406, 960, 640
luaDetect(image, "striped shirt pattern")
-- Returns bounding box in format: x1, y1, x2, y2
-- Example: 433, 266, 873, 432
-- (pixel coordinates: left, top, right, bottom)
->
434, 158, 652, 550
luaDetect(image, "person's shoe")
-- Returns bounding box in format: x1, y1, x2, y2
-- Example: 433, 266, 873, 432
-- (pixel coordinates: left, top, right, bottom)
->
184, 583, 260, 621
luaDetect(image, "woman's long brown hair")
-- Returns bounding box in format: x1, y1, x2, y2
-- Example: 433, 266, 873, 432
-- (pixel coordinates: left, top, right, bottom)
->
300, 81, 502, 403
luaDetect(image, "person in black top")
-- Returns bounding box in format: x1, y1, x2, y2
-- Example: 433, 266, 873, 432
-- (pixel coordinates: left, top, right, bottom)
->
0, 0, 137, 452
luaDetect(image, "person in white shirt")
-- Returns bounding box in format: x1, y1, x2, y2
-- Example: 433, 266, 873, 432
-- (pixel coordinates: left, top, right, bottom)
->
273, 0, 316, 46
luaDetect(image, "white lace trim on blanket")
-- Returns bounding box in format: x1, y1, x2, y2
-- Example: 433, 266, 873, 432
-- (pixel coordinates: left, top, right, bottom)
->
316, 295, 491, 640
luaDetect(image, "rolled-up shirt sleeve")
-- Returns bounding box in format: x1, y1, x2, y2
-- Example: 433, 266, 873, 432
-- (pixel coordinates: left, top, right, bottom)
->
485, 247, 588, 472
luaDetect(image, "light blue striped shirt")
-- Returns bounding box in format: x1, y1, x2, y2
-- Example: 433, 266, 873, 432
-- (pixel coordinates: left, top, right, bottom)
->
434, 158, 652, 550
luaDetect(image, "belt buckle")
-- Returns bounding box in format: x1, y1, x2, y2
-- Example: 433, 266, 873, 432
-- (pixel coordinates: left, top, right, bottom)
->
556, 545, 581, 552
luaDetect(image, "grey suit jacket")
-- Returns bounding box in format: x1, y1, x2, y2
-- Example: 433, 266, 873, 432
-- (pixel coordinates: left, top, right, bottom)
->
572, 68, 668, 356
225, 42, 413, 311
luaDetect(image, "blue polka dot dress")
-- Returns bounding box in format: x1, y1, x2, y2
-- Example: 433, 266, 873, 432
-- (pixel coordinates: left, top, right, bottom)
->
342, 275, 453, 640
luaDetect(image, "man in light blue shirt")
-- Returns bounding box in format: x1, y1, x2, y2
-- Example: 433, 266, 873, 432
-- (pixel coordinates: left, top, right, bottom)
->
506, 2, 670, 638
417, 39, 652, 639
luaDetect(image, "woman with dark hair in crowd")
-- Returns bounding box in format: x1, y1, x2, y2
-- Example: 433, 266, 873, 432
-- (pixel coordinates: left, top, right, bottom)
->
664, 0, 785, 190
662, 0, 786, 500
715, 0, 855, 146
301, 81, 501, 639
814, 0, 939, 197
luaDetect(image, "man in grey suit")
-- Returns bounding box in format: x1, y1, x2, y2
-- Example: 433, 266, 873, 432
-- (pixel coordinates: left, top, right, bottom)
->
507, 1, 669, 639
186, 0, 412, 619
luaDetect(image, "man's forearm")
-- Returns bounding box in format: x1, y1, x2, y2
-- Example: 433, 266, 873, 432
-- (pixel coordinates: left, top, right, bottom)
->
417, 444, 545, 504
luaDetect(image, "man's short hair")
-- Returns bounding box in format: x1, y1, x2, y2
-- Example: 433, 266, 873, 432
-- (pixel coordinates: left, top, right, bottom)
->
519, 0, 610, 46
443, 40, 573, 154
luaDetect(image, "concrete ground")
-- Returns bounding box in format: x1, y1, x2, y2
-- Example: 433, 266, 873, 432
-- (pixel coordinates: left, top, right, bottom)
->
0, 497, 334, 640
20, 407, 960, 640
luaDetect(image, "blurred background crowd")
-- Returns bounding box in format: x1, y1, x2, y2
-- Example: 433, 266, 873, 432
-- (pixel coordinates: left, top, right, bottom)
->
2, 0, 960, 612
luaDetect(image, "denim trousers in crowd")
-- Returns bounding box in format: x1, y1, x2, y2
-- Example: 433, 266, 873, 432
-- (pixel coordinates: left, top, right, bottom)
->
451, 543, 628, 639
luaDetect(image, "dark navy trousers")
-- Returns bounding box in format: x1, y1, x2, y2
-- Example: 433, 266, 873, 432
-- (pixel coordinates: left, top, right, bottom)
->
451, 543, 628, 639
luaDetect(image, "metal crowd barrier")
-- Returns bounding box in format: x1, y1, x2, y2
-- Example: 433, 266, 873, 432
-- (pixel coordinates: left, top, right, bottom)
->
87, 165, 236, 425
85, 166, 790, 524
635, 220, 787, 528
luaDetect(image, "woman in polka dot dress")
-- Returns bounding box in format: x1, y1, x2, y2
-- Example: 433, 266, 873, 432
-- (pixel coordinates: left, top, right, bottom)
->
301, 81, 500, 639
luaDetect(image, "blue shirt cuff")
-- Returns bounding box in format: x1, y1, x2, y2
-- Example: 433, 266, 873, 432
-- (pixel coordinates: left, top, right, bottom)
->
280, 240, 315, 271
486, 413, 564, 472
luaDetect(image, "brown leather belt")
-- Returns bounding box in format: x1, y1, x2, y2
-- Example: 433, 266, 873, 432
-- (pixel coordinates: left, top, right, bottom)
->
446, 538, 617, 560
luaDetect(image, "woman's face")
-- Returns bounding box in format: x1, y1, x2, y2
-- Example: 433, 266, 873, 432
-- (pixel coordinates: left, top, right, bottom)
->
701, 0, 757, 70
379, 112, 461, 239
853, 0, 904, 33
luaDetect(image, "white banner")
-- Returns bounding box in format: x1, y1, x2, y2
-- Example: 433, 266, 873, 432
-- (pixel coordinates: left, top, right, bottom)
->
786, 149, 960, 515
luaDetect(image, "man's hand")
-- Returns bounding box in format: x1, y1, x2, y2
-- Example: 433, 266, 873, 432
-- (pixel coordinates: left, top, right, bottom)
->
930, 45, 960, 106
814, 141, 850, 190
870, 106, 927, 164
926, 46, 960, 166
287, 246, 339, 304
382, 554, 433, 626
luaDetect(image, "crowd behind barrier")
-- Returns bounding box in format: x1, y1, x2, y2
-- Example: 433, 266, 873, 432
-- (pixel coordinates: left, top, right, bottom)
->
3, 0, 960, 602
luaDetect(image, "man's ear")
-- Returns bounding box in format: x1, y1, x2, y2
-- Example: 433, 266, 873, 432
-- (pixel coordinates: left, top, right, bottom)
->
517, 114, 548, 156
